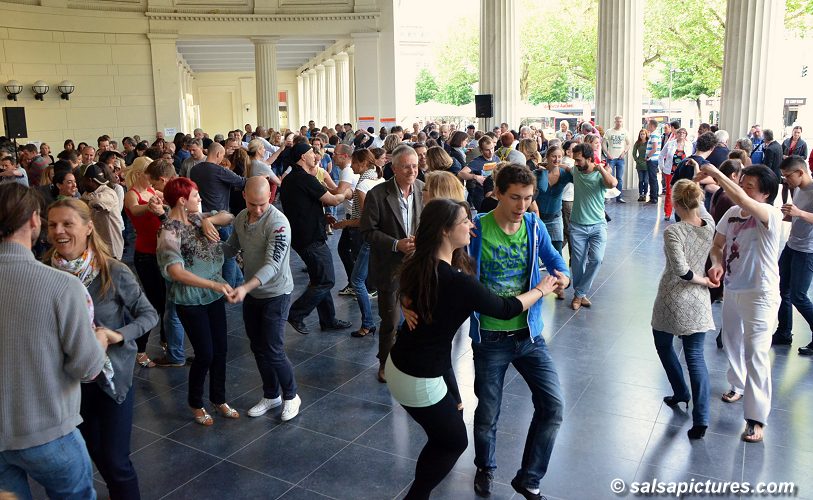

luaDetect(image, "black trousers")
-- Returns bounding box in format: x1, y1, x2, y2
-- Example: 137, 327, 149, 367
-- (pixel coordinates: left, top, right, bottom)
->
79, 383, 140, 500
337, 228, 363, 287
402, 392, 468, 499
176, 298, 228, 408
243, 293, 298, 400
133, 251, 166, 352
290, 241, 337, 326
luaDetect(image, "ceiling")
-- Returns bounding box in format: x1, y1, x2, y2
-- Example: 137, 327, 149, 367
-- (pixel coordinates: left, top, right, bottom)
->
176, 37, 339, 73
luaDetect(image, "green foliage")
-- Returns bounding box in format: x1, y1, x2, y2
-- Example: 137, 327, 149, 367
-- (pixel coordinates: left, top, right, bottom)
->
432, 16, 479, 106
786, 0, 813, 37
528, 74, 570, 106
415, 68, 438, 104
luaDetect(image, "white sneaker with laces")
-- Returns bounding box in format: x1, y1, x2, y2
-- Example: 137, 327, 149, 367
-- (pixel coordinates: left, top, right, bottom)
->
247, 396, 282, 417
281, 395, 302, 422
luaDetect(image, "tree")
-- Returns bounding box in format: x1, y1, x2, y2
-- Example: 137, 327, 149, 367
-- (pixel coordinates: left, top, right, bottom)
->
421, 16, 479, 106
415, 68, 439, 104
529, 74, 570, 107
786, 0, 813, 37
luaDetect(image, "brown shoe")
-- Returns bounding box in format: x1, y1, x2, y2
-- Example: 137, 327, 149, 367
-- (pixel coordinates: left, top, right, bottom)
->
580, 296, 592, 308
570, 297, 581, 311
555, 289, 565, 300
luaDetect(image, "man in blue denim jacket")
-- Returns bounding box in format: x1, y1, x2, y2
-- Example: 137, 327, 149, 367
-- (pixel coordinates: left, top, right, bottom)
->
468, 163, 570, 500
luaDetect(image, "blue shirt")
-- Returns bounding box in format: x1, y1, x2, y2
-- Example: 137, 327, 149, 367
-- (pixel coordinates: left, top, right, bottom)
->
535, 167, 573, 215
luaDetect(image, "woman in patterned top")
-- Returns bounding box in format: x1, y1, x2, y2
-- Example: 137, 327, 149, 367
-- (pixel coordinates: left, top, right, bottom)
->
651, 179, 719, 440
333, 149, 383, 338
157, 177, 237, 426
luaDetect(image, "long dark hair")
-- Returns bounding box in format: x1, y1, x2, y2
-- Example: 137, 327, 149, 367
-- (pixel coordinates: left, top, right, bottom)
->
399, 198, 472, 324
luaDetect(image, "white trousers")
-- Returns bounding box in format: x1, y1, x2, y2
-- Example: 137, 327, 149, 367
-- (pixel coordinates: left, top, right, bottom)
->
721, 289, 779, 425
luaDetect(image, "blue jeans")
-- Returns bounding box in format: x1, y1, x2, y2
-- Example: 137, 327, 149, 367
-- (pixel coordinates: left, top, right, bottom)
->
777, 245, 813, 340
646, 160, 659, 201
243, 293, 297, 400
164, 292, 186, 363
637, 169, 649, 196
607, 158, 625, 196
219, 225, 244, 288
569, 221, 607, 298
351, 242, 376, 329
0, 429, 96, 500
652, 329, 710, 426
290, 241, 337, 326
473, 330, 564, 490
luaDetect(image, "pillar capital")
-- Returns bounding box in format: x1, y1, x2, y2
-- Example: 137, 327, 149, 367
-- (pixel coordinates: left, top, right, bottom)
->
323, 58, 336, 67
315, 64, 326, 72
250, 36, 280, 46
334, 51, 349, 62
306, 68, 316, 76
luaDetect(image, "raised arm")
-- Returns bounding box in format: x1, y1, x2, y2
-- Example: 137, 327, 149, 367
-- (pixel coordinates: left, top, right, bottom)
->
695, 164, 773, 225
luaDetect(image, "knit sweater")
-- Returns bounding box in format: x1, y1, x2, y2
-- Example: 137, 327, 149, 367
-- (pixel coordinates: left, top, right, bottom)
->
651, 216, 716, 335
0, 241, 105, 451
223, 205, 294, 298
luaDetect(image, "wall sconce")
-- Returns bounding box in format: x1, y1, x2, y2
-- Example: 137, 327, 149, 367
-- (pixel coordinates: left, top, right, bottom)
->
58, 80, 75, 100
4, 80, 23, 101
244, 103, 251, 113
32, 80, 49, 101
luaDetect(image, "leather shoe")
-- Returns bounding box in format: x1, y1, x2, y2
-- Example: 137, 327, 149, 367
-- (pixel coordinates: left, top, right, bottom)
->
570, 297, 581, 311
799, 342, 813, 356
579, 296, 592, 307
771, 332, 793, 346
474, 468, 493, 497
321, 319, 352, 331
288, 319, 311, 335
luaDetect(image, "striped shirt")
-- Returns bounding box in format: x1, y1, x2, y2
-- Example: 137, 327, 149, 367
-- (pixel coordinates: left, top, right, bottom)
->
646, 133, 662, 161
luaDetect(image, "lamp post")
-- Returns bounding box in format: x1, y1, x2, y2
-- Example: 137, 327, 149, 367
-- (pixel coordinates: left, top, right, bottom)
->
667, 64, 683, 122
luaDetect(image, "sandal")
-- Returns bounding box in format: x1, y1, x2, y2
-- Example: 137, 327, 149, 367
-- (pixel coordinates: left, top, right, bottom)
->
136, 352, 156, 368
351, 326, 377, 338
192, 408, 214, 426
216, 403, 240, 419
721, 390, 743, 403
742, 421, 764, 443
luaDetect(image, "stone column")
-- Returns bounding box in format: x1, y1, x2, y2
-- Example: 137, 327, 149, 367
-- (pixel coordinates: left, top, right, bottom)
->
351, 34, 380, 129
324, 59, 337, 127
479, 0, 519, 131
306, 68, 317, 126
147, 33, 183, 133
296, 74, 304, 129
348, 46, 356, 126
595, 0, 644, 191
720, 0, 785, 137
335, 52, 350, 125
252, 37, 279, 130
315, 64, 326, 127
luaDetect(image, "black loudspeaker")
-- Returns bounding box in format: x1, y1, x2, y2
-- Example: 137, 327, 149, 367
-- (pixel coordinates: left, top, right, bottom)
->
3, 107, 27, 138
475, 94, 493, 118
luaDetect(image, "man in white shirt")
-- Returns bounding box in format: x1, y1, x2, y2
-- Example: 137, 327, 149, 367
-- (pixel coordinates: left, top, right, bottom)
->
602, 115, 631, 203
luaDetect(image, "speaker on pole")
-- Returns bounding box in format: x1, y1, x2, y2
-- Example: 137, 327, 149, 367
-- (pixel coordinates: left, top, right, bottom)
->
474, 94, 493, 118
2, 107, 28, 138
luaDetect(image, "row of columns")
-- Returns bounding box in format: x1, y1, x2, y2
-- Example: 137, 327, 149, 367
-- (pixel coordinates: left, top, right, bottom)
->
299, 48, 355, 128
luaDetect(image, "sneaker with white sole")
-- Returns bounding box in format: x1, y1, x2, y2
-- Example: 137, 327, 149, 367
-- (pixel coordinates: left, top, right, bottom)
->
338, 285, 356, 296
281, 395, 302, 421
247, 396, 282, 417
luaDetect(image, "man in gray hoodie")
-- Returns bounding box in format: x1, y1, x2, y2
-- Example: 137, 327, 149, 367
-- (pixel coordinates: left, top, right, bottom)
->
224, 177, 301, 422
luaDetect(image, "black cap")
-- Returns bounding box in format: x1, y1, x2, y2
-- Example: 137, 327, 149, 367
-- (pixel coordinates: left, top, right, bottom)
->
288, 142, 312, 165
83, 163, 109, 185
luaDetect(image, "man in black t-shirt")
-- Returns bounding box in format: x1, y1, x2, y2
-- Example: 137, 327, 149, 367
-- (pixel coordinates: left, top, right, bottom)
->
280, 143, 353, 335
671, 132, 717, 185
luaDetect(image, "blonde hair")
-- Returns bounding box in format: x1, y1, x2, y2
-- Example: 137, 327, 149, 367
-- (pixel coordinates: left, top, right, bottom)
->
517, 138, 541, 165
425, 171, 466, 202
45, 198, 114, 296
426, 146, 453, 172
124, 159, 149, 188
671, 179, 703, 212
383, 134, 402, 154
247, 139, 264, 158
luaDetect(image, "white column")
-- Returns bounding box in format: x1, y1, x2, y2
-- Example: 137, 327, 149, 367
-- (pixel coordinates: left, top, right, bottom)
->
306, 68, 317, 126
595, 0, 643, 191
296, 74, 304, 129
147, 33, 183, 132
324, 59, 337, 127
351, 34, 380, 129
348, 46, 356, 126
720, 0, 785, 137
479, 0, 519, 131
335, 52, 350, 125
315, 64, 326, 127
252, 37, 279, 130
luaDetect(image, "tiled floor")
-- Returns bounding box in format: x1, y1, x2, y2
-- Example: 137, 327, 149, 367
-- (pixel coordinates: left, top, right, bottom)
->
36, 196, 813, 499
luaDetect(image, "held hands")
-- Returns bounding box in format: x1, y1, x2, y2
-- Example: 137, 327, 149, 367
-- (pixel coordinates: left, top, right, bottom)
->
552, 270, 570, 295
693, 163, 719, 183
225, 285, 248, 304
148, 196, 165, 216
396, 236, 416, 254
94, 328, 110, 352
201, 218, 220, 242
702, 276, 721, 289
535, 275, 559, 296
707, 265, 724, 286
210, 281, 234, 296
95, 326, 124, 345
782, 203, 802, 218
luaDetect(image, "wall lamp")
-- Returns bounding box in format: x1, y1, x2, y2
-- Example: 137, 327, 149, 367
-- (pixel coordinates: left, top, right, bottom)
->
4, 80, 23, 101
58, 80, 75, 100
32, 80, 49, 100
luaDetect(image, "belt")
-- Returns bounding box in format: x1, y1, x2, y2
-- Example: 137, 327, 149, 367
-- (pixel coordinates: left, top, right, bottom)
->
481, 328, 531, 341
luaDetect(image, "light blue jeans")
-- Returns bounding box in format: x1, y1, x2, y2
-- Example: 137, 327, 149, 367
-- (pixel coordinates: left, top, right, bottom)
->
351, 242, 376, 329
607, 158, 625, 196
569, 221, 607, 298
0, 429, 96, 500
164, 287, 186, 363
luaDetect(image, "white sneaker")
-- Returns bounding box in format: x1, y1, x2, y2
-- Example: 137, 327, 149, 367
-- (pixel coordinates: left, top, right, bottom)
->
247, 396, 282, 417
281, 395, 302, 422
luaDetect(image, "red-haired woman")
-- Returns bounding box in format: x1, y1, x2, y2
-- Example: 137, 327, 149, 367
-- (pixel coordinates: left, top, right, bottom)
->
156, 177, 238, 426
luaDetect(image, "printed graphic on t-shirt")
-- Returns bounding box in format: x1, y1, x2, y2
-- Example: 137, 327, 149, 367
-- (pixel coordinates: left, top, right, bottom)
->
479, 214, 530, 330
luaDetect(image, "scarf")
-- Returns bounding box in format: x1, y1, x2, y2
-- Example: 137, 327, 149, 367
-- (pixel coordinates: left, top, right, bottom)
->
51, 248, 100, 288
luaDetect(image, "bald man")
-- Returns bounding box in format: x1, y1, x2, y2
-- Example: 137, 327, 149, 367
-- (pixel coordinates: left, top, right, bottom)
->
223, 177, 301, 420
190, 141, 246, 287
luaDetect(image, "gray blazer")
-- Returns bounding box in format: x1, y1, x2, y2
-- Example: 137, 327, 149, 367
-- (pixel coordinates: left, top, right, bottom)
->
88, 260, 159, 404
360, 177, 424, 291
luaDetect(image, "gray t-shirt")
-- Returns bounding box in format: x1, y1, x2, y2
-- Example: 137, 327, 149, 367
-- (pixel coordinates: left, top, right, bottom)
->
249, 159, 279, 181
788, 183, 813, 253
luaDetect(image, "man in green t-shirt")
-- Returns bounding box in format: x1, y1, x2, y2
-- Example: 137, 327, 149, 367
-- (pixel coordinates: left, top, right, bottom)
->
568, 142, 618, 311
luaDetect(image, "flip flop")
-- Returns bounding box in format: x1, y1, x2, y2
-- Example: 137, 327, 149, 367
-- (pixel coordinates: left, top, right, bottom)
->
721, 390, 743, 403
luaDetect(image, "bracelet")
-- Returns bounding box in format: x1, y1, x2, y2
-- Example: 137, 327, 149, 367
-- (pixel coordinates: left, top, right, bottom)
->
534, 286, 545, 295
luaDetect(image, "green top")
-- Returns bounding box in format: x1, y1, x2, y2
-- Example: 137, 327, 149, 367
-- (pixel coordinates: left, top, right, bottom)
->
632, 142, 648, 170
478, 213, 529, 331
571, 169, 608, 226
